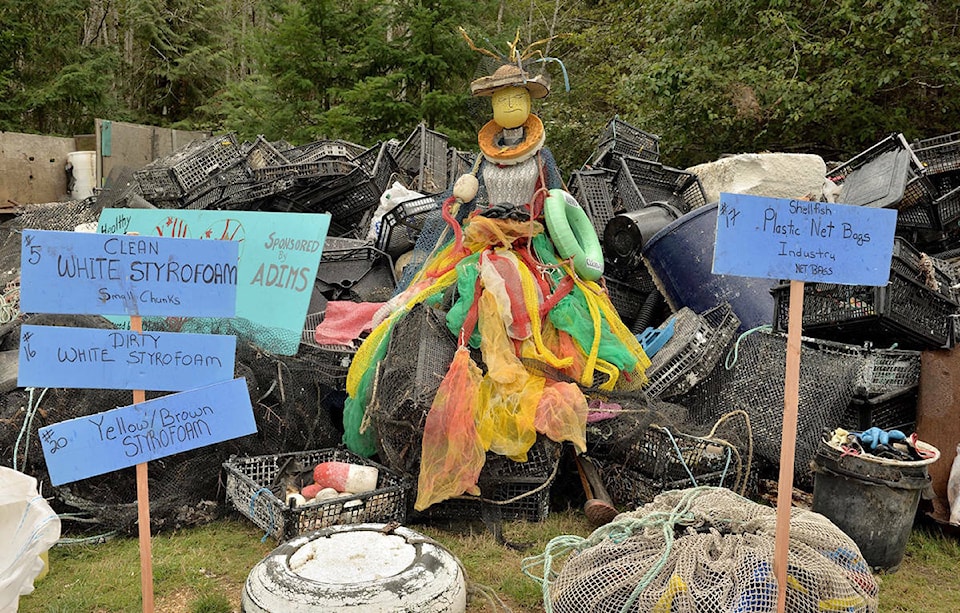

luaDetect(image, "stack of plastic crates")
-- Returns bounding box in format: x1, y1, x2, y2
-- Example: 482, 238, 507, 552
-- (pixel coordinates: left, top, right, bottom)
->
243, 135, 290, 171
181, 162, 250, 210
829, 133, 940, 234
593, 425, 750, 510
375, 195, 442, 260
415, 437, 562, 523
591, 116, 660, 169
135, 133, 242, 204
642, 303, 741, 400
223, 447, 407, 541
282, 139, 367, 164
772, 237, 959, 350
912, 132, 960, 242
395, 123, 449, 194
613, 156, 707, 214
569, 168, 617, 237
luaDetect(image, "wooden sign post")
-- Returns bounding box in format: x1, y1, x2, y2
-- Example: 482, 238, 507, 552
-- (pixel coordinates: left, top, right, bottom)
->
18, 229, 247, 613
713, 193, 897, 612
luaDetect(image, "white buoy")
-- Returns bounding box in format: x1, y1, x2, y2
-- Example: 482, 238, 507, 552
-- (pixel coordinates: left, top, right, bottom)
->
242, 523, 467, 612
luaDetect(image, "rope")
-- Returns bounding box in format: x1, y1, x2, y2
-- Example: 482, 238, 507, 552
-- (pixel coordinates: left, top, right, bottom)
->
13, 387, 48, 472
249, 487, 277, 543
724, 324, 772, 369
659, 426, 700, 487
522, 486, 714, 613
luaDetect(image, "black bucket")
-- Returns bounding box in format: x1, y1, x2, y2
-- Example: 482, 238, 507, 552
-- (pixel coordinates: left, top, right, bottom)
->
810, 439, 939, 572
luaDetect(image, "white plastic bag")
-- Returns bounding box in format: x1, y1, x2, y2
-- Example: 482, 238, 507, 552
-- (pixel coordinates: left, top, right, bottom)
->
366, 182, 425, 242
0, 467, 61, 611
948, 443, 960, 525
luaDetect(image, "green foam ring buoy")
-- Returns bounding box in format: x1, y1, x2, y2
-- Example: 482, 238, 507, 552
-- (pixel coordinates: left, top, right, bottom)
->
544, 188, 604, 281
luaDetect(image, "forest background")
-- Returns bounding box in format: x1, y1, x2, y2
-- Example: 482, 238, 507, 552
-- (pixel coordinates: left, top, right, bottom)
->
2, 0, 959, 173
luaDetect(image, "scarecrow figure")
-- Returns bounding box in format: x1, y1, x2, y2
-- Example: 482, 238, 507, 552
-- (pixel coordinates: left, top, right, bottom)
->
342, 32, 651, 512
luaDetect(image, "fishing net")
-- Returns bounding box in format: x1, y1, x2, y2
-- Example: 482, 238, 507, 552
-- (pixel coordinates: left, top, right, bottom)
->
675, 328, 861, 488
524, 486, 879, 613
1, 326, 344, 535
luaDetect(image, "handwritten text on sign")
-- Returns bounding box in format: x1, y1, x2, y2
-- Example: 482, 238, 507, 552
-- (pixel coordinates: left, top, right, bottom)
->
39, 377, 256, 486
712, 193, 897, 286
19, 230, 239, 317
17, 325, 236, 391
96, 209, 330, 355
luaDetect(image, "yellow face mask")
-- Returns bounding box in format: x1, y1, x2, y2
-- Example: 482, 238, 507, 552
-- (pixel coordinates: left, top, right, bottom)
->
491, 86, 531, 129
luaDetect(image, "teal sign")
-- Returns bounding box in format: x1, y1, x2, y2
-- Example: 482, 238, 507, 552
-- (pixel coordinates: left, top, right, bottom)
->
97, 209, 331, 355
713, 193, 897, 286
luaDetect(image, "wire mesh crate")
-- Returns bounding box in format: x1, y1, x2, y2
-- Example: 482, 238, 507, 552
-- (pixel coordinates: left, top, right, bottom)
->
643, 303, 741, 399
614, 156, 707, 214
299, 312, 356, 390
135, 133, 242, 201
375, 195, 442, 259
413, 437, 561, 523
223, 447, 407, 541
570, 169, 617, 237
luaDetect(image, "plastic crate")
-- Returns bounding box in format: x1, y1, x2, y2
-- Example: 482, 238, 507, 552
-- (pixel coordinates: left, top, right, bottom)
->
889, 237, 956, 303
135, 134, 242, 201
912, 132, 960, 176
375, 195, 442, 259
283, 139, 366, 164
935, 185, 960, 229
244, 135, 290, 170
181, 162, 251, 210
299, 312, 356, 389
251, 159, 356, 183
395, 123, 449, 193
223, 447, 407, 541
413, 438, 561, 522
316, 238, 396, 302
447, 149, 477, 189
592, 116, 661, 168
569, 169, 617, 237
603, 275, 658, 327
829, 133, 940, 230
771, 271, 958, 350
643, 303, 741, 399
614, 156, 707, 214
842, 384, 919, 433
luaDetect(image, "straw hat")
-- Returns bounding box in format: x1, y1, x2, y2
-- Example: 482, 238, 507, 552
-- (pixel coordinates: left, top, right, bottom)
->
470, 64, 550, 99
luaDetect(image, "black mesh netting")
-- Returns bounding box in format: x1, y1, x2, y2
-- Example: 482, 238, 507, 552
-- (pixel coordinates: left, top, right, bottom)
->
675, 329, 862, 489
1, 316, 345, 534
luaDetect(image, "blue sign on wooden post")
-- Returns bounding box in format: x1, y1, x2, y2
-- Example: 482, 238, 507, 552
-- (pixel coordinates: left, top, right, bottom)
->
20, 230, 239, 317
712, 193, 898, 285
39, 377, 256, 486
18, 325, 236, 391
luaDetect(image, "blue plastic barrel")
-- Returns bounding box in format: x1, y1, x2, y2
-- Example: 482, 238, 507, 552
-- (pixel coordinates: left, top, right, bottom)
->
641, 201, 777, 332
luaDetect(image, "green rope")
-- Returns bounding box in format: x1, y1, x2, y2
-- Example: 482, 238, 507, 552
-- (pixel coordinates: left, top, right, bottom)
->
522, 486, 718, 613
724, 325, 772, 369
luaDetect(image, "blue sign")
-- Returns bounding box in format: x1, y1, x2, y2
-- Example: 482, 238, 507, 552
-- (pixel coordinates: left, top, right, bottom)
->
39, 377, 256, 486
20, 230, 239, 317
713, 193, 897, 286
97, 209, 330, 355
17, 325, 236, 391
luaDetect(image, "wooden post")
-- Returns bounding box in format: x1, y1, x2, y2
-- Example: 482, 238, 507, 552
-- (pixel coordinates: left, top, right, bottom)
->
131, 313, 154, 613
774, 279, 804, 612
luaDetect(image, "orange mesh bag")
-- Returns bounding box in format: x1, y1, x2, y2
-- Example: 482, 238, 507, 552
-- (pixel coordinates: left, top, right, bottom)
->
414, 346, 486, 511
534, 381, 588, 453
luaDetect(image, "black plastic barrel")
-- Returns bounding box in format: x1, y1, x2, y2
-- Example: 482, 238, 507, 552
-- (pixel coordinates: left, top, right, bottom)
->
811, 439, 939, 572
640, 201, 779, 332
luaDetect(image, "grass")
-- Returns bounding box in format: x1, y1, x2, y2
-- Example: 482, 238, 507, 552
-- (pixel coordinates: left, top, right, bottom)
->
17, 510, 960, 612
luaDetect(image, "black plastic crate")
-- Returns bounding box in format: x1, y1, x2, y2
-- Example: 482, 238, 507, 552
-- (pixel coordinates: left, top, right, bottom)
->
603, 274, 658, 327
223, 447, 407, 541
244, 135, 290, 170
316, 237, 396, 303
889, 236, 957, 303
771, 270, 958, 350
569, 169, 617, 237
135, 134, 242, 201
282, 139, 367, 164
843, 385, 919, 433
936, 185, 960, 229
412, 438, 561, 522
395, 123, 449, 193
592, 116, 661, 168
614, 156, 707, 214
375, 195, 442, 259
829, 133, 940, 231
251, 159, 356, 183
912, 131, 960, 176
